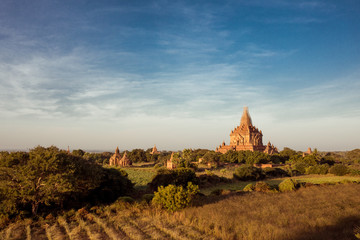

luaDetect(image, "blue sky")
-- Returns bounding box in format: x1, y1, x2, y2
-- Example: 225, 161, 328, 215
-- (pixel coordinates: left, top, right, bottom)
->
1, 0, 359, 151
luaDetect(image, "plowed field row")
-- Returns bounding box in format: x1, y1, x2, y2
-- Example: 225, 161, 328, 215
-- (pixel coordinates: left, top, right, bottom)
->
0, 210, 216, 240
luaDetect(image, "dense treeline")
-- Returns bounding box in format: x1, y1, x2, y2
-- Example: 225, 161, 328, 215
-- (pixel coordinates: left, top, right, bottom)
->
0, 146, 133, 220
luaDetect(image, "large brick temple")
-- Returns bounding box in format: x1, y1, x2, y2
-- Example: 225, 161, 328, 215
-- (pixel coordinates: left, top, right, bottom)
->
216, 107, 278, 154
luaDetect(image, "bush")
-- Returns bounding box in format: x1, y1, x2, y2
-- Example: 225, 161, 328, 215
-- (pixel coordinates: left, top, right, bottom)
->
152, 182, 199, 212
148, 168, 197, 191
243, 183, 255, 192
263, 168, 289, 178
305, 164, 329, 175
292, 162, 307, 175
329, 164, 349, 176
233, 165, 265, 181
141, 194, 154, 203
279, 179, 299, 192
117, 196, 135, 203
349, 168, 360, 176
254, 181, 272, 192
198, 174, 231, 187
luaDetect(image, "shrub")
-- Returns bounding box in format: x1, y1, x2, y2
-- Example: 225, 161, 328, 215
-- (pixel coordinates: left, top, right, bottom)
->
329, 164, 349, 176
279, 179, 299, 192
148, 168, 197, 191
254, 181, 272, 192
349, 168, 360, 176
198, 174, 231, 187
152, 182, 199, 212
243, 183, 255, 192
263, 168, 289, 178
141, 194, 154, 203
305, 164, 329, 175
233, 165, 265, 181
117, 196, 135, 203
292, 162, 307, 175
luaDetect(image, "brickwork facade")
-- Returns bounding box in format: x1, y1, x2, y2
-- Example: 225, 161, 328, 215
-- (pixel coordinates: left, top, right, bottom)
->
216, 107, 278, 154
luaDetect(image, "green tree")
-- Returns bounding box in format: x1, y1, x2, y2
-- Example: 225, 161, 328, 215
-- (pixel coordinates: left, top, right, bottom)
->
0, 146, 132, 217
128, 149, 147, 162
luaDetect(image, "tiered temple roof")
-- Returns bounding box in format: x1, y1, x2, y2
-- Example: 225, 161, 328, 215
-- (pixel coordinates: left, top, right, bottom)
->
109, 147, 132, 167
216, 107, 278, 154
150, 144, 160, 154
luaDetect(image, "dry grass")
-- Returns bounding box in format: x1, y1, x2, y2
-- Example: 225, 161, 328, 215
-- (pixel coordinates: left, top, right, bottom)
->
200, 174, 360, 195
2, 183, 360, 240
172, 183, 360, 240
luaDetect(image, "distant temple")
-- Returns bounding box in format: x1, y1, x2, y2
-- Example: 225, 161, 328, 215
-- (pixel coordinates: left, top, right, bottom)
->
109, 147, 132, 167
118, 151, 132, 167
166, 152, 176, 169
216, 107, 278, 154
302, 147, 312, 157
150, 144, 160, 154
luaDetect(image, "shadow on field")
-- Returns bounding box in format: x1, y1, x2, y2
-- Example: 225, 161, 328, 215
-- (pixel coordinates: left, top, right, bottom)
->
132, 163, 156, 168
193, 191, 247, 206
288, 215, 360, 240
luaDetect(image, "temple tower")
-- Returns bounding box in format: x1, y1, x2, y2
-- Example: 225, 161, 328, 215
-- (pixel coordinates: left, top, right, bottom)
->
216, 107, 278, 154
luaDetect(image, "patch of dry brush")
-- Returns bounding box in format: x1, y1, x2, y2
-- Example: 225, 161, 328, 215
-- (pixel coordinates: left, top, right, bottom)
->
167, 184, 360, 240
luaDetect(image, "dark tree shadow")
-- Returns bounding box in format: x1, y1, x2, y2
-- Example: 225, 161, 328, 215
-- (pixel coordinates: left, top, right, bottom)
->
284, 215, 360, 240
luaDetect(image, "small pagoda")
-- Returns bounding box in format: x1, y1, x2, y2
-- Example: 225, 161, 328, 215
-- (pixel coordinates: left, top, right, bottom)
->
150, 144, 160, 154
109, 147, 132, 167
119, 152, 132, 167
109, 147, 122, 166
166, 152, 176, 169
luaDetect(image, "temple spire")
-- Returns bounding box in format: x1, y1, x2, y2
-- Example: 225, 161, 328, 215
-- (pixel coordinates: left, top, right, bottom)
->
240, 106, 253, 127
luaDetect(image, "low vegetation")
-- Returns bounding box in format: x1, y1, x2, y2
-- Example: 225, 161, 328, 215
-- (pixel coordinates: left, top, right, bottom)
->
152, 182, 199, 212
1, 146, 360, 239
1, 183, 360, 240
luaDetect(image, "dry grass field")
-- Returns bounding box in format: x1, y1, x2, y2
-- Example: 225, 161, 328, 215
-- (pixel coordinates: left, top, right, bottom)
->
2, 183, 360, 240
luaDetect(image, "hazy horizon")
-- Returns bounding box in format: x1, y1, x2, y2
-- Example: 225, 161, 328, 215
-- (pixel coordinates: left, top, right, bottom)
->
1, 1, 360, 152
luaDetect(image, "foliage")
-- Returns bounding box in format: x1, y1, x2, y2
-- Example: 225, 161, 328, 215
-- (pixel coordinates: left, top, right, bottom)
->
233, 165, 265, 181
0, 146, 133, 218
263, 167, 289, 178
345, 149, 360, 164
83, 152, 112, 165
254, 181, 272, 192
128, 149, 147, 163
89, 167, 133, 205
243, 183, 255, 192
292, 162, 307, 174
148, 168, 197, 191
219, 150, 239, 163
244, 151, 270, 165
278, 179, 299, 192
220, 150, 270, 164
279, 147, 301, 161
200, 151, 221, 166
349, 168, 360, 176
329, 164, 349, 176
72, 149, 85, 157
305, 164, 329, 175
152, 182, 199, 212
197, 174, 231, 187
